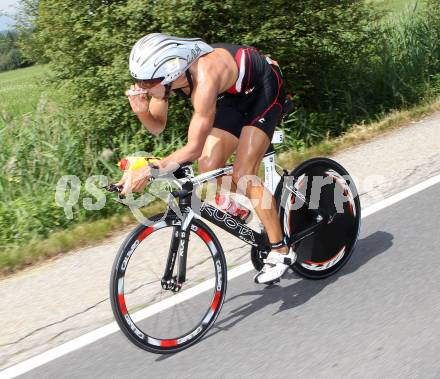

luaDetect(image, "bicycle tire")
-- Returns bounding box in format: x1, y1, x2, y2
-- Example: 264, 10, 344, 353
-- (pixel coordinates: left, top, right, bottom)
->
110, 213, 227, 353
274, 157, 361, 279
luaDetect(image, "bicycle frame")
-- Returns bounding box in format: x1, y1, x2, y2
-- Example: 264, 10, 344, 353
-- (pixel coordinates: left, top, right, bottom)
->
161, 164, 268, 287
263, 131, 284, 194
160, 153, 328, 287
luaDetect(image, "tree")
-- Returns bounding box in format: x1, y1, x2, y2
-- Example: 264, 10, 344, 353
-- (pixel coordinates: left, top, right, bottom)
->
19, 0, 380, 148
0, 30, 31, 72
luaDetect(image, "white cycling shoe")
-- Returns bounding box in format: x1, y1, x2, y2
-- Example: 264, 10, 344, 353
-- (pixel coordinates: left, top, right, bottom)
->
254, 249, 297, 284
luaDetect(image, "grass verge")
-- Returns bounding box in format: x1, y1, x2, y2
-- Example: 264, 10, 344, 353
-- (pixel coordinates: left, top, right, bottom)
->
0, 201, 166, 276
279, 97, 440, 168
0, 65, 52, 120
367, 0, 422, 13
1, 97, 440, 277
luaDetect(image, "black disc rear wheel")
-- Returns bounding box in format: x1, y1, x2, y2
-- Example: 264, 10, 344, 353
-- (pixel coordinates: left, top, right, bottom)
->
275, 157, 361, 279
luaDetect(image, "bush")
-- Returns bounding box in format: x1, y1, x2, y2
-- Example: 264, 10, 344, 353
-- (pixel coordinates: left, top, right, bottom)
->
0, 99, 120, 248
0, 31, 31, 72
2, 0, 440, 249
0, 83, 184, 248
20, 0, 382, 148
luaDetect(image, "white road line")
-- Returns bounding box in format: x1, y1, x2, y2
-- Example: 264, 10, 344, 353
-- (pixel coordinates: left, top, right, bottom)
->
362, 174, 440, 217
2, 174, 440, 379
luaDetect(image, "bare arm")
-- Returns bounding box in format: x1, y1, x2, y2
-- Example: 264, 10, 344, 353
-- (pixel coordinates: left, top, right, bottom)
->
126, 84, 168, 136
136, 97, 168, 136
159, 72, 218, 169
119, 68, 219, 195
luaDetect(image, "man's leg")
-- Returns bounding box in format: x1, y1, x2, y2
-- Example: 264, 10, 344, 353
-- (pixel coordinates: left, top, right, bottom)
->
232, 126, 286, 251
232, 125, 293, 283
201, 125, 287, 252
198, 128, 238, 173
199, 128, 239, 203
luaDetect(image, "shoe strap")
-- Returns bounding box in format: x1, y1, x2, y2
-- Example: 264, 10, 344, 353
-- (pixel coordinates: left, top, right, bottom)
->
264, 251, 294, 266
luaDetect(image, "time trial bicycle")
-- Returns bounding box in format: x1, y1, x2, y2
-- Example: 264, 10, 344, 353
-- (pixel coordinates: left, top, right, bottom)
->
106, 122, 361, 355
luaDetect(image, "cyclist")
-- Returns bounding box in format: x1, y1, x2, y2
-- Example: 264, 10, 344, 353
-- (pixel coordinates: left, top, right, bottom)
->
118, 33, 295, 284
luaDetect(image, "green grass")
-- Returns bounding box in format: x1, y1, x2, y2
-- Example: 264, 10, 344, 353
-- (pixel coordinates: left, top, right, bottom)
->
368, 0, 422, 13
0, 202, 166, 275
2, 95, 440, 276
1, 1, 440, 274
0, 65, 52, 121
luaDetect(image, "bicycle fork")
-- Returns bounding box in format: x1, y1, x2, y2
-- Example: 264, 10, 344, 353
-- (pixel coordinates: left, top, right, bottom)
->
160, 207, 194, 292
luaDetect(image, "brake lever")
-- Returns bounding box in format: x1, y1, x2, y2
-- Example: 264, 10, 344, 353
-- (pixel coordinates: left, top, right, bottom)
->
104, 184, 125, 199
105, 184, 123, 193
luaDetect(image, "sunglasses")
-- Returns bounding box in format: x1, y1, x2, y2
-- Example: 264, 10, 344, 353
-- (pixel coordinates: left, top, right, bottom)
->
135, 78, 164, 88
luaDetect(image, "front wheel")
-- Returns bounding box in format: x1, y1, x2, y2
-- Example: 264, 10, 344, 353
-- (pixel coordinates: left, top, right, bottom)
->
110, 214, 227, 353
274, 157, 361, 279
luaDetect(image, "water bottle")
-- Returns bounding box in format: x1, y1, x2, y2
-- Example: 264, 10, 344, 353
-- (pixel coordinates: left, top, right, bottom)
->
118, 156, 160, 171
215, 194, 251, 223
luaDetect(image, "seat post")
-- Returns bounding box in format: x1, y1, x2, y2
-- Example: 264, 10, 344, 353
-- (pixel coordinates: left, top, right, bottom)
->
262, 130, 284, 194
263, 148, 281, 195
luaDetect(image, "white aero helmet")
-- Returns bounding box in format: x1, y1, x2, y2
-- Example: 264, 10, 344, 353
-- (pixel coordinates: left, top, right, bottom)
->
129, 33, 214, 84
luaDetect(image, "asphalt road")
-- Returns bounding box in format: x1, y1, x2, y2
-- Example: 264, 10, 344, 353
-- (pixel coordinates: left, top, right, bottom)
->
16, 182, 440, 378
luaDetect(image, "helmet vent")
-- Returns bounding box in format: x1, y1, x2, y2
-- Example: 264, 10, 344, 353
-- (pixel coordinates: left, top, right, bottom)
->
129, 33, 214, 83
